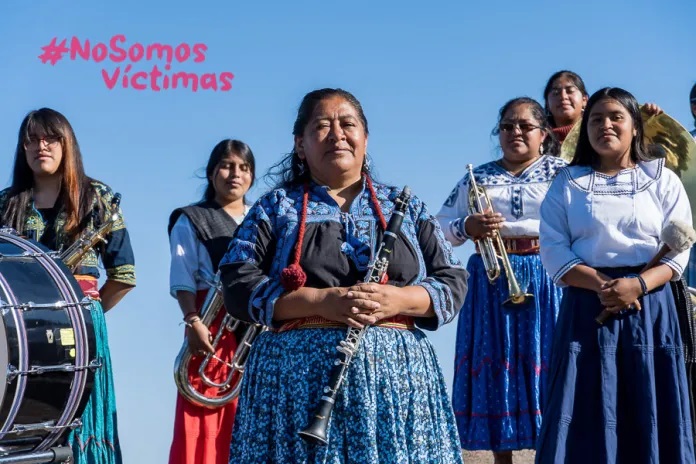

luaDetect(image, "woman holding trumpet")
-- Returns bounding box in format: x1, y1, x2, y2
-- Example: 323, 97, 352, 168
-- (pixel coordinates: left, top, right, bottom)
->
537, 87, 694, 463
436, 97, 565, 464
167, 139, 256, 464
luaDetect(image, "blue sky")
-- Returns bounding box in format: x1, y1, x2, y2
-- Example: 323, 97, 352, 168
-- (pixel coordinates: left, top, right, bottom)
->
1, 1, 695, 462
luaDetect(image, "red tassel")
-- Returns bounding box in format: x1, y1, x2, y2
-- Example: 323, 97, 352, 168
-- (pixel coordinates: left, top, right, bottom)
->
281, 263, 307, 291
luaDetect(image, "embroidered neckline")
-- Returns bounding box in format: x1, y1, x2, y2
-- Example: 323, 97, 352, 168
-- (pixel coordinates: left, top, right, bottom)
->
562, 158, 664, 194
594, 165, 638, 179
492, 155, 546, 181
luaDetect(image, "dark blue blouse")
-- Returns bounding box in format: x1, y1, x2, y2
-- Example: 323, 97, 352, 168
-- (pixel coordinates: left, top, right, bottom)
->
219, 179, 468, 330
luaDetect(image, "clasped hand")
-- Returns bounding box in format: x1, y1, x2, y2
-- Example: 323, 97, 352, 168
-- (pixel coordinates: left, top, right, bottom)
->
464, 210, 505, 240
598, 277, 643, 314
321, 283, 404, 329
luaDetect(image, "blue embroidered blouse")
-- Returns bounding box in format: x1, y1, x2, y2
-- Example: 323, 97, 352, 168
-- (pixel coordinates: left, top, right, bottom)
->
218, 179, 468, 330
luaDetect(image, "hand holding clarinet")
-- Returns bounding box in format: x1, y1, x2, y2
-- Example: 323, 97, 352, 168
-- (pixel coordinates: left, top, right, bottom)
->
596, 220, 696, 325
297, 186, 411, 446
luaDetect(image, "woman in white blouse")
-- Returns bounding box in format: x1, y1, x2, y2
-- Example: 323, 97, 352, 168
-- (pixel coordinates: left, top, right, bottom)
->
437, 97, 566, 464
166, 140, 255, 464
537, 88, 695, 463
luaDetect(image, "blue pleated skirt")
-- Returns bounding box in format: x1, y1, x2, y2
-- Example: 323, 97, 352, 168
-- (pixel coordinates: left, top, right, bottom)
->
452, 253, 563, 451
535, 266, 695, 464
229, 326, 463, 464
67, 300, 123, 464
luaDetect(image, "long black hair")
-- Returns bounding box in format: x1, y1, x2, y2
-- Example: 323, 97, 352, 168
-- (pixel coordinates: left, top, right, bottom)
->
265, 88, 372, 189
1, 108, 98, 239
570, 87, 659, 167
203, 139, 256, 203
543, 70, 589, 127
491, 97, 560, 156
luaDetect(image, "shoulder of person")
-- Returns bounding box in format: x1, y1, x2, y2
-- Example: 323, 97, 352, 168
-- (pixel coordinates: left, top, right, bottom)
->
89, 179, 117, 203
638, 157, 666, 182
542, 154, 569, 169
372, 181, 430, 221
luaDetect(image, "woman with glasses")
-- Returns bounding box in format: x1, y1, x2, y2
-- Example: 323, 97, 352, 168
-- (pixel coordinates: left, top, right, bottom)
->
0, 107, 136, 464
437, 97, 565, 464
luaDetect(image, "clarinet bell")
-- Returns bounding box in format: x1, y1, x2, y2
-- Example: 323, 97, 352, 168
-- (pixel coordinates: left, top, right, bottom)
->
298, 398, 334, 446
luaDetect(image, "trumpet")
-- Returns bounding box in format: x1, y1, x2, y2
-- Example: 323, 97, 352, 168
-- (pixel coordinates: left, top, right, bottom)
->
173, 271, 267, 408
60, 193, 121, 270
466, 164, 533, 308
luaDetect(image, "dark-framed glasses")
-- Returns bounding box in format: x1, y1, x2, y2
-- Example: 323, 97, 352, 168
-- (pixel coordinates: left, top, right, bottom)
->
498, 122, 541, 134
24, 135, 61, 148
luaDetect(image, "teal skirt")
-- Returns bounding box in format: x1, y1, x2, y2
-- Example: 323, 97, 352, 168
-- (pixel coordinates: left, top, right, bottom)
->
66, 300, 123, 464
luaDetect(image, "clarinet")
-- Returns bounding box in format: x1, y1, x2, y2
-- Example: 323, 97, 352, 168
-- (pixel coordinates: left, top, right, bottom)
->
298, 185, 411, 446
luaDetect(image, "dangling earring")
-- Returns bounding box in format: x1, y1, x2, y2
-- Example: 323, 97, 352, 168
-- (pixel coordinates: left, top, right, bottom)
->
298, 160, 306, 176
539, 144, 545, 156
363, 153, 372, 171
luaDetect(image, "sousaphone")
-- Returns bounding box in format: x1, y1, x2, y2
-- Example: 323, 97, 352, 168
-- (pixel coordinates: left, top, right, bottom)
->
559, 105, 696, 178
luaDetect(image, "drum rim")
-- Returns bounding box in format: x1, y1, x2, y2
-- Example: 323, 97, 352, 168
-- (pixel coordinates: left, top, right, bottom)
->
0, 280, 10, 427
0, 269, 29, 442
0, 232, 91, 451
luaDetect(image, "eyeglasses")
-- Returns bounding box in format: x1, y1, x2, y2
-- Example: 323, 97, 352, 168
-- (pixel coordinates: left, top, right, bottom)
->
24, 135, 61, 148
498, 122, 542, 133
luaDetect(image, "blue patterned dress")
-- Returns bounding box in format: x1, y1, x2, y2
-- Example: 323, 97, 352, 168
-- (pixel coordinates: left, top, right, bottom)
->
218, 179, 468, 464
436, 155, 567, 451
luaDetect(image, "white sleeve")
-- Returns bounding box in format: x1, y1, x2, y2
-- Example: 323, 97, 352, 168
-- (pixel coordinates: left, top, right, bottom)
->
169, 215, 201, 298
435, 176, 471, 246
539, 173, 585, 287
658, 170, 694, 279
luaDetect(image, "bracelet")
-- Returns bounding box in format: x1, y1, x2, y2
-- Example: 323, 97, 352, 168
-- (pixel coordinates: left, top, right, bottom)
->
635, 275, 649, 296
183, 314, 201, 327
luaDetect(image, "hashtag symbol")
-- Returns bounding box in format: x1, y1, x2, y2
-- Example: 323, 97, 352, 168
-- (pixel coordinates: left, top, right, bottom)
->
38, 38, 69, 65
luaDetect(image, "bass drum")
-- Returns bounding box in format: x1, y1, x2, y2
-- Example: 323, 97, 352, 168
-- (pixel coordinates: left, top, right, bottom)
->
0, 229, 98, 456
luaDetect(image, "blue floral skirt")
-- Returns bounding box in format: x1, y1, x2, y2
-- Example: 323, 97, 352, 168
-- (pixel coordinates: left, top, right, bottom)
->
229, 326, 463, 464
452, 253, 562, 451
66, 300, 122, 464
535, 266, 695, 464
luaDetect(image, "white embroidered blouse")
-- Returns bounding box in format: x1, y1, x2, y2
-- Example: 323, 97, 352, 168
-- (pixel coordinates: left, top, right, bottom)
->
539, 158, 693, 287
169, 207, 249, 298
436, 155, 568, 246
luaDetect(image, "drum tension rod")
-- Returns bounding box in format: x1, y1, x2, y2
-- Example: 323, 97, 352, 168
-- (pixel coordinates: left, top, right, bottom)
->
9, 419, 82, 435
0, 301, 93, 312
0, 252, 51, 259
7, 359, 103, 382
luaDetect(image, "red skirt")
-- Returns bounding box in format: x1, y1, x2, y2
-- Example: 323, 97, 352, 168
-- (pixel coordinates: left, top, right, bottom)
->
168, 290, 239, 464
